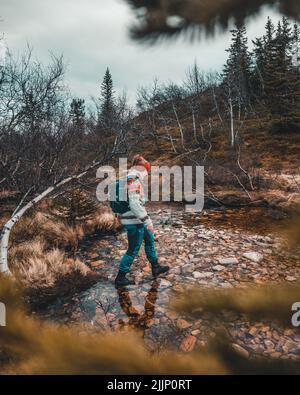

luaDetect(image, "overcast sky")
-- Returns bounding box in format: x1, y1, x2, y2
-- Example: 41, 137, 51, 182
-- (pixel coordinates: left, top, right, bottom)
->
1, 0, 283, 106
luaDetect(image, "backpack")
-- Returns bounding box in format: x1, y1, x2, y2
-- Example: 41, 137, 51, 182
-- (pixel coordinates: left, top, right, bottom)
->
109, 176, 138, 214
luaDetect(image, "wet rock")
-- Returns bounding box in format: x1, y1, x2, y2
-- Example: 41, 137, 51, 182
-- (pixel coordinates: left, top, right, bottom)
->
197, 271, 214, 278
212, 265, 226, 272
243, 252, 263, 263
192, 271, 203, 279
145, 319, 155, 328
160, 279, 172, 289
198, 280, 210, 285
176, 319, 193, 330
218, 257, 239, 265
166, 311, 179, 320
290, 346, 300, 355
180, 335, 197, 352
249, 327, 258, 336
255, 241, 273, 248
232, 343, 250, 358
158, 257, 168, 264
172, 284, 184, 293
283, 340, 298, 353
264, 339, 274, 349
286, 276, 297, 282
170, 267, 181, 275
181, 264, 195, 274
284, 329, 295, 336
193, 319, 203, 329
264, 236, 274, 244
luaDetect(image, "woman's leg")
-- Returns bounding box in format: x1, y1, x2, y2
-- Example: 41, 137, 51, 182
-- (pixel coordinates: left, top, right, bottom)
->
119, 224, 145, 273
144, 225, 170, 277
143, 225, 158, 264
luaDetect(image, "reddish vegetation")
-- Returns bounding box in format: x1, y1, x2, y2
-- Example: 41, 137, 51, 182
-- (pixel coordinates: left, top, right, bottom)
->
133, 112, 300, 210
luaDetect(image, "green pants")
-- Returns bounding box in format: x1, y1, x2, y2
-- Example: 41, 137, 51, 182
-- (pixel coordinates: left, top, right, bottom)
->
119, 224, 158, 273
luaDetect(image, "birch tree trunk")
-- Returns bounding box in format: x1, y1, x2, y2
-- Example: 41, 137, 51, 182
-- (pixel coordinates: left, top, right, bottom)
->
229, 95, 235, 147
0, 160, 103, 274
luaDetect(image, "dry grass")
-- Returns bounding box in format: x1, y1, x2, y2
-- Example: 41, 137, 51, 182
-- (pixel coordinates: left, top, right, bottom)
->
9, 239, 47, 263
6, 193, 119, 292
11, 212, 83, 250
9, 240, 89, 289
84, 209, 120, 234
11, 197, 118, 248
44, 220, 83, 251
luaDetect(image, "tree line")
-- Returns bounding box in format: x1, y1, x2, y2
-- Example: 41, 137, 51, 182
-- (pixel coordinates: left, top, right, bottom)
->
223, 16, 300, 133
1, 16, 299, 197
0, 50, 133, 195
131, 16, 300, 152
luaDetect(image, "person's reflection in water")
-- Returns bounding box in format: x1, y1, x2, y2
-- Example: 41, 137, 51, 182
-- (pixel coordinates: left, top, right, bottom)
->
117, 279, 160, 331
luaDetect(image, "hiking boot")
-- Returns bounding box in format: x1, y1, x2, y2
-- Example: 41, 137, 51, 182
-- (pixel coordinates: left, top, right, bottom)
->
115, 271, 135, 287
151, 260, 170, 278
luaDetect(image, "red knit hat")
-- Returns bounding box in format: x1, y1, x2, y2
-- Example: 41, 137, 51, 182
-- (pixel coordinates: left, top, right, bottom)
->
132, 155, 151, 173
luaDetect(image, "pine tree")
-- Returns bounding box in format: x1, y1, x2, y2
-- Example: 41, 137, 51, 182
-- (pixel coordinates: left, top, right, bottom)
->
277, 17, 293, 54
262, 17, 276, 79
223, 25, 252, 102
265, 16, 275, 44
252, 37, 266, 96
52, 189, 98, 227
70, 98, 85, 133
252, 18, 275, 96
99, 67, 115, 128
264, 18, 300, 133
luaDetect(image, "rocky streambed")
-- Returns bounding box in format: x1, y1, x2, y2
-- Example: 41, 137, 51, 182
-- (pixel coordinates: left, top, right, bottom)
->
36, 206, 300, 360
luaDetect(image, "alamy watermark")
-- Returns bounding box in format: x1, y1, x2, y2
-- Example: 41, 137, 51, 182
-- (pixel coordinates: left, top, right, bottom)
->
292, 43, 300, 69
291, 302, 300, 328
0, 40, 7, 68
0, 302, 6, 327
96, 158, 204, 212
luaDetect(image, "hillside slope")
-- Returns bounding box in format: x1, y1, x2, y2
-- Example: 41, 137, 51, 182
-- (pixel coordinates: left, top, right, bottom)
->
131, 99, 300, 211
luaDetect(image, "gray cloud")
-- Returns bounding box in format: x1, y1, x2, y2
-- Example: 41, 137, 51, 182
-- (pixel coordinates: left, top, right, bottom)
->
1, 0, 282, 106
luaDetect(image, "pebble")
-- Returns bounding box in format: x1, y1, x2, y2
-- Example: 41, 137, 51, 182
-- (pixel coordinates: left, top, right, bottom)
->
180, 335, 197, 352
218, 257, 239, 265
181, 264, 195, 274
159, 279, 172, 289
243, 252, 264, 263
192, 271, 203, 279
176, 319, 193, 330
212, 265, 226, 272
286, 276, 297, 282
